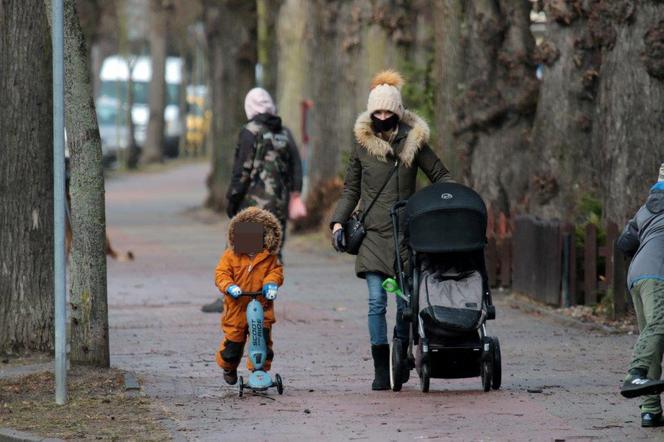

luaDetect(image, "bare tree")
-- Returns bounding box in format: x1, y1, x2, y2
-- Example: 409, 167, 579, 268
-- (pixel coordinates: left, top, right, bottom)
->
432, 0, 539, 215
61, 0, 110, 366
141, 0, 171, 164
0, 0, 55, 353
204, 0, 257, 211
529, 0, 664, 223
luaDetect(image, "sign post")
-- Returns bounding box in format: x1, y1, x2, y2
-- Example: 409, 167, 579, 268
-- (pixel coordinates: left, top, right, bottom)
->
52, 0, 67, 405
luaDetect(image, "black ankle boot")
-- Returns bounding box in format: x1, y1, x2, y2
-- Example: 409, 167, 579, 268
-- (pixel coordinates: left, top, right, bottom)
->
371, 344, 390, 390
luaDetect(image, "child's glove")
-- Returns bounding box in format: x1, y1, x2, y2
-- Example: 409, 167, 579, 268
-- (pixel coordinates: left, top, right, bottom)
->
262, 283, 278, 301
226, 284, 242, 299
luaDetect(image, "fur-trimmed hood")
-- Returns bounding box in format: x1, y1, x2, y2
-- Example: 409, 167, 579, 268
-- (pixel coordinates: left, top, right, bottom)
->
353, 110, 430, 167
227, 207, 282, 255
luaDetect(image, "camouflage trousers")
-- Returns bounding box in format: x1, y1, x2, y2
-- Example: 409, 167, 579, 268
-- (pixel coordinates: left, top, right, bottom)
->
629, 279, 664, 414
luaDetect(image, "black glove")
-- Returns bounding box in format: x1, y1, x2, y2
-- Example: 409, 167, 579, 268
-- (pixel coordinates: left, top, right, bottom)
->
332, 228, 346, 252
226, 194, 241, 218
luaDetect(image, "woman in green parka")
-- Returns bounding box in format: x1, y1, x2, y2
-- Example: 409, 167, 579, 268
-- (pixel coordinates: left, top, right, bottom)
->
330, 70, 454, 390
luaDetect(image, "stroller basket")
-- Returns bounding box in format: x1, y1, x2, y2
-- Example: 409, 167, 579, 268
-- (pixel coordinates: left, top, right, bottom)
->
419, 269, 485, 333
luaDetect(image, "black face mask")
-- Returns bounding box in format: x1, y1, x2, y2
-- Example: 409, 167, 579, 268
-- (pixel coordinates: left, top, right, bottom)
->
371, 114, 399, 134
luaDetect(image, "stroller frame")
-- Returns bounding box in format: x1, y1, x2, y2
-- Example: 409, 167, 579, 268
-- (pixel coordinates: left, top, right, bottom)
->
388, 197, 501, 393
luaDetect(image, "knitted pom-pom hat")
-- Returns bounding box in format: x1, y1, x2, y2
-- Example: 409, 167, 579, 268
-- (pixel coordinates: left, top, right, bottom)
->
367, 70, 405, 119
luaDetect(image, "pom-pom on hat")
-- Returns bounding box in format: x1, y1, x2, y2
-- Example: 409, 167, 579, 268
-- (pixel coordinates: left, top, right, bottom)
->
367, 70, 405, 119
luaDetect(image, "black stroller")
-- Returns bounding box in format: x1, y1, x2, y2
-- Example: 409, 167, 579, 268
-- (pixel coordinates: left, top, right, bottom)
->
386, 182, 501, 393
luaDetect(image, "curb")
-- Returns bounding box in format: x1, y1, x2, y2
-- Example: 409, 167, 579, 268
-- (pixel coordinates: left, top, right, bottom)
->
507, 294, 620, 335
0, 428, 63, 442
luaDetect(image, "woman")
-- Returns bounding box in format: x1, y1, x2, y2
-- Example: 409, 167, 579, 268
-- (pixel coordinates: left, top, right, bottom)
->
330, 70, 453, 390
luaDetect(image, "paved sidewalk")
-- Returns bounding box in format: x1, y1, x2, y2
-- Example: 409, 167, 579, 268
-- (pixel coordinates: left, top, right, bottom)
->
106, 163, 657, 441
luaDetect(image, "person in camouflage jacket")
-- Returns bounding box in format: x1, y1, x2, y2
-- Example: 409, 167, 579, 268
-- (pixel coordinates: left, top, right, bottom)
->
226, 88, 303, 231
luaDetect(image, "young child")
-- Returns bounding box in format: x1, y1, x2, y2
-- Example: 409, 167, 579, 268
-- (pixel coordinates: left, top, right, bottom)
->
214, 207, 284, 385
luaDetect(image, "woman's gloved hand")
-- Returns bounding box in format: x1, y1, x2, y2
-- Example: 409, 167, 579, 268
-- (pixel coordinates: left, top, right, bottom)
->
263, 283, 278, 301
226, 284, 242, 299
331, 223, 346, 252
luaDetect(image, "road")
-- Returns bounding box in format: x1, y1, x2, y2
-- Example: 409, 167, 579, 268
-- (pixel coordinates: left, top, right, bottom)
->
106, 162, 657, 441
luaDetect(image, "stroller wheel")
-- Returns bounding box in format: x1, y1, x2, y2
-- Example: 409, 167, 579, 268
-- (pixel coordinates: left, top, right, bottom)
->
238, 376, 244, 397
491, 337, 502, 390
420, 362, 430, 393
481, 359, 492, 392
390, 340, 403, 392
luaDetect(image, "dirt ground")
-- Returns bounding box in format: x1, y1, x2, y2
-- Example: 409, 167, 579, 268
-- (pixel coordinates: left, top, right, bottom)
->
9, 162, 660, 441
0, 366, 169, 440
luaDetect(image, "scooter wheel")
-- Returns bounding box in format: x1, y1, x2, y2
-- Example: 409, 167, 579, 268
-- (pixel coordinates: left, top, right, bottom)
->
275, 373, 284, 395
238, 376, 244, 398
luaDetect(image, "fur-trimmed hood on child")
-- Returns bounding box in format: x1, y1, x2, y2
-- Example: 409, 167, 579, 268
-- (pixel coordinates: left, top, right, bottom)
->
227, 207, 282, 255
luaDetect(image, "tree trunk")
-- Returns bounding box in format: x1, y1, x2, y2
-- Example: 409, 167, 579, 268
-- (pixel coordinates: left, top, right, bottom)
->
528, 1, 597, 219
62, 0, 110, 367
275, 0, 311, 149
432, 0, 464, 172
204, 0, 257, 212
593, 1, 664, 223
141, 0, 169, 164
257, 0, 281, 94
433, 0, 538, 215
0, 0, 55, 354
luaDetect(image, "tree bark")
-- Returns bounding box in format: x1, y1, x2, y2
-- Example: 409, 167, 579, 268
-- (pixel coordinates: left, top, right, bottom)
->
62, 0, 110, 367
0, 0, 55, 353
593, 1, 664, 223
433, 0, 538, 214
528, 1, 597, 219
141, 0, 170, 164
432, 0, 464, 172
204, 0, 257, 211
275, 0, 310, 149
257, 0, 281, 94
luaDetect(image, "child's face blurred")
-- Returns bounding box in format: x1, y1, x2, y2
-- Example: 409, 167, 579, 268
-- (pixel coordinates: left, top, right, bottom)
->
234, 222, 264, 254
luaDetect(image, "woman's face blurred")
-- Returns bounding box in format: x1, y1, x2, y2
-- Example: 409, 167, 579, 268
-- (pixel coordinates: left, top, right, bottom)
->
372, 110, 395, 120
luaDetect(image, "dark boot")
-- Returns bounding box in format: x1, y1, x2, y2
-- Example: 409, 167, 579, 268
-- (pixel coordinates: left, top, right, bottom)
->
371, 344, 390, 391
201, 298, 223, 313
223, 369, 238, 385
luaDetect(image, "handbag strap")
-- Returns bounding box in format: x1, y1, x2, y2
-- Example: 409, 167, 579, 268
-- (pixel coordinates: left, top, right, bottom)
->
361, 160, 399, 223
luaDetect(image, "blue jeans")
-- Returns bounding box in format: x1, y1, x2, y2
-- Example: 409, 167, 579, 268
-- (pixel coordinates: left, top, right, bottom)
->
366, 272, 409, 345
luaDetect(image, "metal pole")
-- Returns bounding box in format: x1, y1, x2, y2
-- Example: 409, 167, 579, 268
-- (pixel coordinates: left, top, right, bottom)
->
52, 0, 67, 405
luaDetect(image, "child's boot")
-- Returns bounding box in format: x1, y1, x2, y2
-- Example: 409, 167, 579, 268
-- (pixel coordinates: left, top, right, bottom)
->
224, 369, 238, 385
371, 344, 390, 390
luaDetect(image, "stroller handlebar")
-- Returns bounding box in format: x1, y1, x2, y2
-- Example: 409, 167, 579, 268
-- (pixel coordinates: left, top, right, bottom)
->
389, 200, 408, 216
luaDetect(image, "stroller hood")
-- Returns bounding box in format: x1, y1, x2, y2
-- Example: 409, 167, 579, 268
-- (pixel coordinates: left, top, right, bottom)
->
406, 183, 487, 253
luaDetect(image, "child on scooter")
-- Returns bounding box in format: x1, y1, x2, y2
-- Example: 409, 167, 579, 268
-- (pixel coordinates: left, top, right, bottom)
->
214, 207, 284, 385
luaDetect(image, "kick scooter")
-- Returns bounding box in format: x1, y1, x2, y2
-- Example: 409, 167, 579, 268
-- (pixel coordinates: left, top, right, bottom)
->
237, 292, 283, 397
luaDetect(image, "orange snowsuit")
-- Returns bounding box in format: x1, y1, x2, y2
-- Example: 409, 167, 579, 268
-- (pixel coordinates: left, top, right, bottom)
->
214, 207, 284, 372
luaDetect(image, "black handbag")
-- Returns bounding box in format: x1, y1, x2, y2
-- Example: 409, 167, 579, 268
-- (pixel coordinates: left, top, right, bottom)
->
344, 161, 399, 255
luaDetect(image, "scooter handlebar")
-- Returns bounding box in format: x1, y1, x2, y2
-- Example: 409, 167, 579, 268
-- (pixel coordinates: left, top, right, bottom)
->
238, 291, 263, 297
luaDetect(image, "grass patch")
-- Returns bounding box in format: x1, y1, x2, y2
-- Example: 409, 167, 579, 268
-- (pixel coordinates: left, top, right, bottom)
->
0, 367, 169, 441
